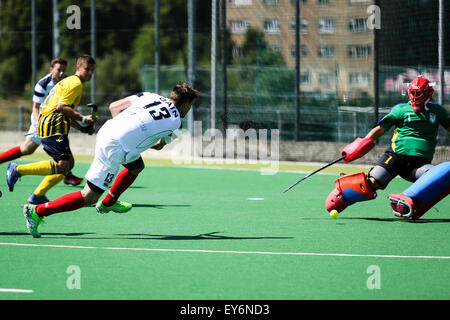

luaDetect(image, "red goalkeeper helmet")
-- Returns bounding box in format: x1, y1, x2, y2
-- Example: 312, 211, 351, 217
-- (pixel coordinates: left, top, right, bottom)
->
408, 76, 434, 112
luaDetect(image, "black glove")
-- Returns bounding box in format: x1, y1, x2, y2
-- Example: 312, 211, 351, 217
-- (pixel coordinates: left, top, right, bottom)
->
80, 125, 95, 135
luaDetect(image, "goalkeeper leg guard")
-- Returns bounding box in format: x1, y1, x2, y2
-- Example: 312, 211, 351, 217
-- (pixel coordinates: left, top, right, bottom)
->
325, 172, 377, 213
389, 161, 450, 220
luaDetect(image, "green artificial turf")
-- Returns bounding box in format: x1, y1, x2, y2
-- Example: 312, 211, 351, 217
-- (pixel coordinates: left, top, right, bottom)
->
0, 159, 449, 300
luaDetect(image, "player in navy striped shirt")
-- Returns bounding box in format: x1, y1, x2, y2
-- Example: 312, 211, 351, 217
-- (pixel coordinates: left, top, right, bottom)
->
0, 58, 84, 204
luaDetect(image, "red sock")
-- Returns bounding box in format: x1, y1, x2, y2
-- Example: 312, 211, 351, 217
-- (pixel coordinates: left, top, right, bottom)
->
102, 168, 138, 207
0, 146, 22, 164
36, 191, 85, 217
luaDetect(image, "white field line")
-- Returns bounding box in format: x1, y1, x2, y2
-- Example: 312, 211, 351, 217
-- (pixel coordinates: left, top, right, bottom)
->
0, 288, 33, 293
0, 242, 450, 260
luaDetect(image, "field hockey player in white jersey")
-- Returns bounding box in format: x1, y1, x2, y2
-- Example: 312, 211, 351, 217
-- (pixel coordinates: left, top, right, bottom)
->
21, 82, 199, 238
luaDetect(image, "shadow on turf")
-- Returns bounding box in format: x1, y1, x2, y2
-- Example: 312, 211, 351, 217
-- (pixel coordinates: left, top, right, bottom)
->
342, 217, 450, 223
114, 231, 294, 240
0, 231, 293, 240
132, 204, 192, 209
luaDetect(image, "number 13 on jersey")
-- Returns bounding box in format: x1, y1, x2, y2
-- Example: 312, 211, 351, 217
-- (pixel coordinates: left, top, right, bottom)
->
143, 100, 179, 120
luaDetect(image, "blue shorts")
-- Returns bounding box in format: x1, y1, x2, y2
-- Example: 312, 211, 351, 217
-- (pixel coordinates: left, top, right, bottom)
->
41, 135, 73, 161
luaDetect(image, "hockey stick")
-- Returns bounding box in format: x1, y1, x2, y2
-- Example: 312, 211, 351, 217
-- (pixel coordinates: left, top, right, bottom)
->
82, 103, 98, 135
87, 103, 98, 120
282, 155, 346, 193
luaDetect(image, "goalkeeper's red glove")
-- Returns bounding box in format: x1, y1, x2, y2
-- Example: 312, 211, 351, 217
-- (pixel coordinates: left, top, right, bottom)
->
341, 137, 375, 163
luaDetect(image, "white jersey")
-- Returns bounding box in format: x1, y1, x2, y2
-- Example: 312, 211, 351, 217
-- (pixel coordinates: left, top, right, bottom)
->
33, 73, 57, 104
108, 92, 182, 154
27, 73, 57, 144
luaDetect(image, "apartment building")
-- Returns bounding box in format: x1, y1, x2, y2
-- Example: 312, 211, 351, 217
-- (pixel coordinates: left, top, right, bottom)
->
227, 0, 375, 99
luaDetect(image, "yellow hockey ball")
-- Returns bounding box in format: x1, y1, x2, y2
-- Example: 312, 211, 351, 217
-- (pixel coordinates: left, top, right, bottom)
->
330, 209, 339, 219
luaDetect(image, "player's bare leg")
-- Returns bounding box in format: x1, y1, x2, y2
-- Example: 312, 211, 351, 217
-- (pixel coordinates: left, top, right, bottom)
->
19, 139, 40, 156
0, 139, 38, 165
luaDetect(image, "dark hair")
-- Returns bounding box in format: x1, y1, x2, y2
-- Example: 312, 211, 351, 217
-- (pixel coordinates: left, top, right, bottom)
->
170, 82, 199, 107
51, 57, 67, 67
76, 54, 96, 67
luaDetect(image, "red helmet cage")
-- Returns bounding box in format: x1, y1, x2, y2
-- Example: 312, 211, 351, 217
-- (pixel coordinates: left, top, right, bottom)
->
408, 76, 434, 112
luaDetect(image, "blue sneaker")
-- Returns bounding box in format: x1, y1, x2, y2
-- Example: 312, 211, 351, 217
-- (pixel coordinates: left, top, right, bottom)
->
6, 162, 20, 192
27, 193, 50, 205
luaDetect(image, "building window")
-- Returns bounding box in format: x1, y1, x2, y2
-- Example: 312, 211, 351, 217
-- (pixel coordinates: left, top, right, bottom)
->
349, 73, 370, 86
290, 19, 308, 34
230, 20, 250, 34
229, 0, 252, 6
264, 19, 280, 34
290, 45, 296, 57
348, 18, 369, 32
291, 0, 307, 5
290, 45, 308, 58
318, 19, 335, 34
318, 73, 333, 85
301, 71, 310, 84
318, 45, 335, 58
348, 45, 371, 58
301, 45, 308, 57
232, 46, 243, 58
349, 0, 369, 3
264, 0, 279, 6
318, 0, 331, 4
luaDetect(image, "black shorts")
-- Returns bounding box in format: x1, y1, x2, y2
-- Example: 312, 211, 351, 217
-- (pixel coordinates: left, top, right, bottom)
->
41, 134, 73, 161
123, 156, 145, 171
374, 147, 431, 183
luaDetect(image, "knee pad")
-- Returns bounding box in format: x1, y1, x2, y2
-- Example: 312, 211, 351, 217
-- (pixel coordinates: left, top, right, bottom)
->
325, 172, 377, 213
413, 164, 434, 180
368, 165, 393, 190
389, 161, 450, 219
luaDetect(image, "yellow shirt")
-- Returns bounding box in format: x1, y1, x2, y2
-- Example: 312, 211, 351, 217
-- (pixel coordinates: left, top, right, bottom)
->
38, 75, 83, 138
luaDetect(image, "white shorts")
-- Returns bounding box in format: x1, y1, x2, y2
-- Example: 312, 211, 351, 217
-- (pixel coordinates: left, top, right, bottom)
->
26, 115, 41, 145
84, 121, 141, 191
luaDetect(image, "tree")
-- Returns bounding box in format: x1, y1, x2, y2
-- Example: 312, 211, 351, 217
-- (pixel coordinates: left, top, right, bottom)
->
231, 28, 294, 108
0, 1, 32, 96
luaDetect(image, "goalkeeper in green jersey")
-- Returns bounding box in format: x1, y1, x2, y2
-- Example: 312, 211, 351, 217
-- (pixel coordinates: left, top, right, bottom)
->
325, 76, 450, 219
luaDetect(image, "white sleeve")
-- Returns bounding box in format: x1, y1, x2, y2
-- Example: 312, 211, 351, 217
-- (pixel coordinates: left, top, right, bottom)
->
126, 92, 150, 104
32, 83, 47, 104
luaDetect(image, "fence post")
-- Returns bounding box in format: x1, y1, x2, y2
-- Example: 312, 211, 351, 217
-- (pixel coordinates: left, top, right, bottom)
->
187, 0, 195, 136
221, 0, 228, 133
155, 0, 160, 94
19, 106, 25, 131
373, 0, 380, 128
438, 0, 446, 145
295, 0, 301, 141
91, 0, 97, 104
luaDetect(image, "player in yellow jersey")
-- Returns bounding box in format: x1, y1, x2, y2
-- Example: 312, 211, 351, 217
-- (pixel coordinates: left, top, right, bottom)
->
0, 58, 85, 205
7, 55, 97, 199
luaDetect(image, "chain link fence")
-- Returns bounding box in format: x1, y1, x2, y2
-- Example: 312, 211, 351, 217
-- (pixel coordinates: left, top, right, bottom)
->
0, 0, 449, 152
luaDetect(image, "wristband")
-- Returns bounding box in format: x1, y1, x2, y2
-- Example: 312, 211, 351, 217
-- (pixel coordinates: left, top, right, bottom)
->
81, 116, 86, 124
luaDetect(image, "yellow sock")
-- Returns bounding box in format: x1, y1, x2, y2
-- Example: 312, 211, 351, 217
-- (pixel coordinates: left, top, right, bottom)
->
34, 174, 65, 196
17, 160, 58, 176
